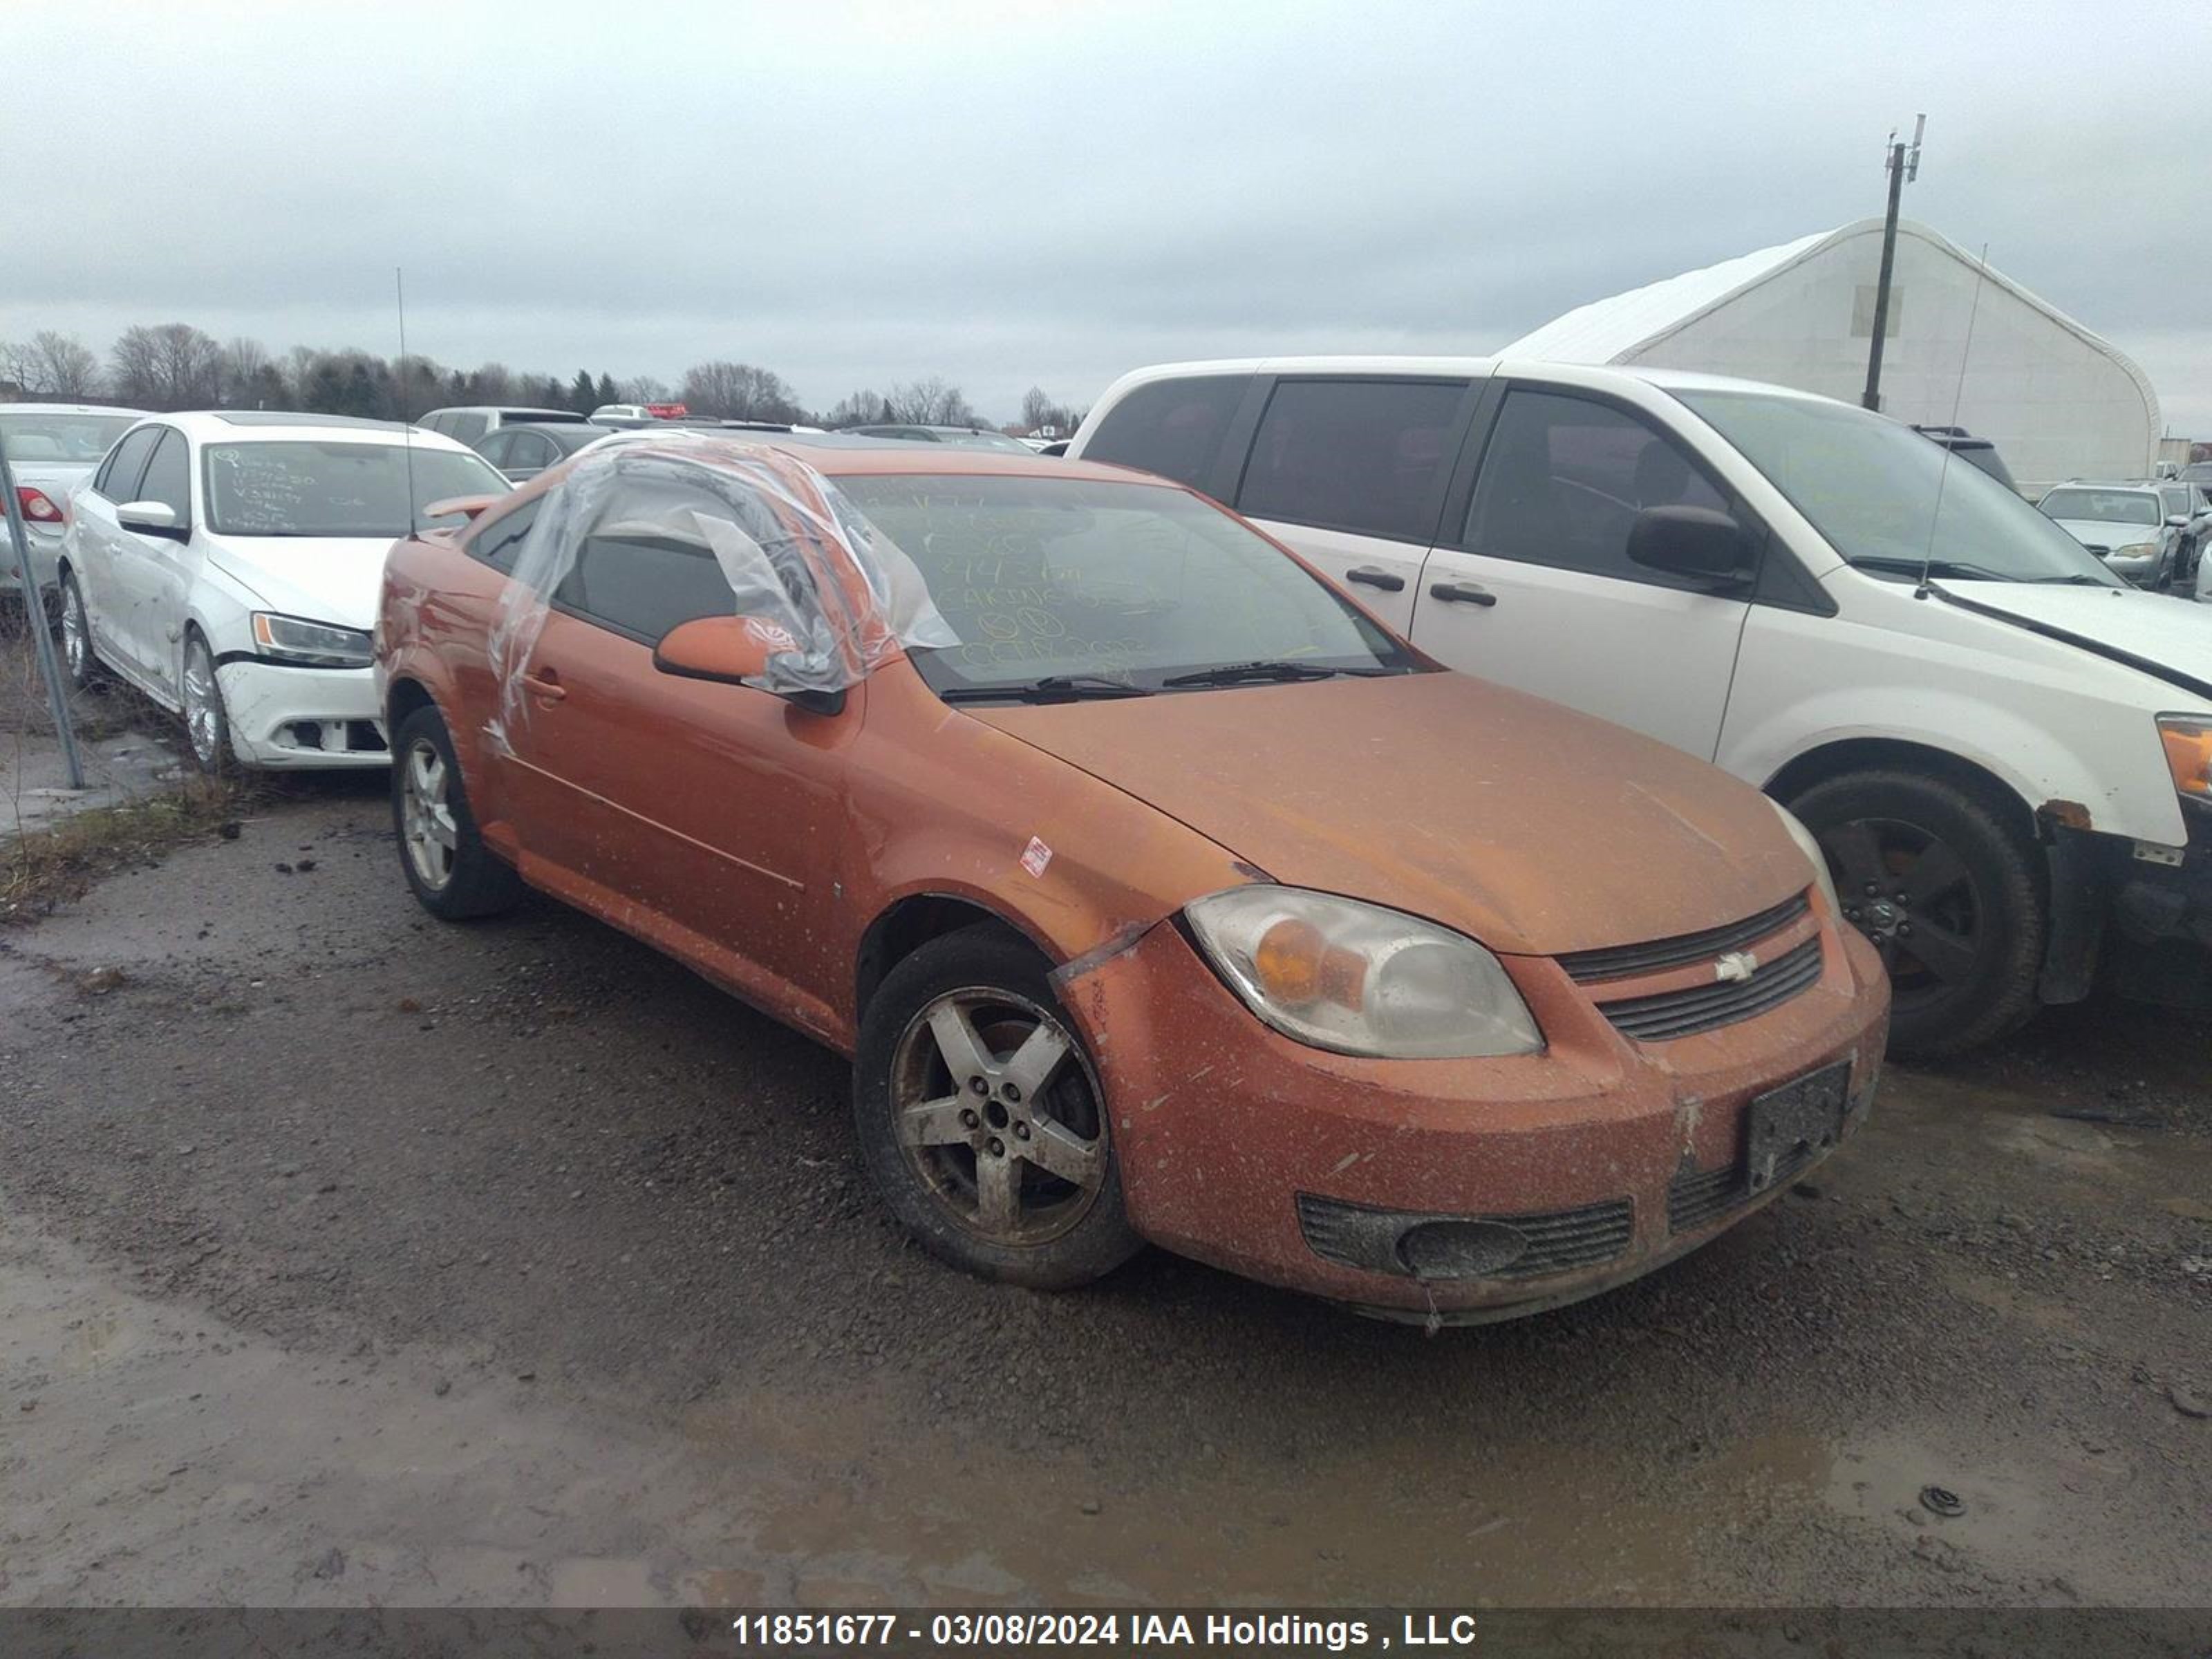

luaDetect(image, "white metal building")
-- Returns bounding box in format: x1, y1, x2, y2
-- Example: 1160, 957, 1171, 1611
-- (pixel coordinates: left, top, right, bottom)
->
1501, 219, 2159, 495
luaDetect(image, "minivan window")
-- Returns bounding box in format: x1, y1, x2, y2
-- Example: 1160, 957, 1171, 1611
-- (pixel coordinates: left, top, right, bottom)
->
1678, 389, 2121, 587
1464, 391, 1728, 581
1080, 375, 1246, 490
1239, 379, 1463, 541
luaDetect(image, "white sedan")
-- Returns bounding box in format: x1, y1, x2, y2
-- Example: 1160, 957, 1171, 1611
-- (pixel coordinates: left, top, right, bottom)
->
59, 411, 509, 770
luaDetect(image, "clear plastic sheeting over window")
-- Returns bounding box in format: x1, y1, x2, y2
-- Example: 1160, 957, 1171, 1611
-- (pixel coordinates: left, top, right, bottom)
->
486, 432, 956, 752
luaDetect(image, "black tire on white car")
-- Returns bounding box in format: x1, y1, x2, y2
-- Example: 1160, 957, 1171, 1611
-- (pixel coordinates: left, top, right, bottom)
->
59, 570, 105, 691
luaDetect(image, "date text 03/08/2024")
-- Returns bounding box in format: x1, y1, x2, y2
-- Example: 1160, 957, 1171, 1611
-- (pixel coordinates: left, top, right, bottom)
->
727, 1612, 1483, 1650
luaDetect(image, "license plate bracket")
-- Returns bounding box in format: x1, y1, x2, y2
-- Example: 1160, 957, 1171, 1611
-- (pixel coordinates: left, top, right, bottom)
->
1745, 1060, 1850, 1194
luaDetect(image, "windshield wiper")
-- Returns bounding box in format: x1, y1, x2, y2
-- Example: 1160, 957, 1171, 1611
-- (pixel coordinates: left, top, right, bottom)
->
1850, 556, 2013, 583
2023, 574, 2117, 586
939, 675, 1153, 704
1159, 659, 1388, 688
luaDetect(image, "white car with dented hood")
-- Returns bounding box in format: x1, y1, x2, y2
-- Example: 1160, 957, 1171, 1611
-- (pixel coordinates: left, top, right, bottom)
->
57, 411, 509, 770
1069, 357, 2212, 1056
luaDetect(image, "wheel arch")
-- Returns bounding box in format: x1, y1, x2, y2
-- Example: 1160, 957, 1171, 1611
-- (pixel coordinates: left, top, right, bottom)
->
854, 891, 1057, 1024
1763, 737, 2044, 851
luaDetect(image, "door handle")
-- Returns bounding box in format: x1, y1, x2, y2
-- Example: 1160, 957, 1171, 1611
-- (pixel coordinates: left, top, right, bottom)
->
1345, 565, 1406, 592
522, 668, 567, 702
1429, 580, 1498, 607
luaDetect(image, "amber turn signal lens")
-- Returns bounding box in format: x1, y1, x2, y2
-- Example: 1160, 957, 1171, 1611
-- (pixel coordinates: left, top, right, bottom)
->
2161, 720, 2212, 800
1252, 917, 1368, 1010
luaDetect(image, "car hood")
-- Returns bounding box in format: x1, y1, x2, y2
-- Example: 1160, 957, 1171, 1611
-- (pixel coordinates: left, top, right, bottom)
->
970, 671, 1812, 957
2049, 518, 2161, 551
1935, 581, 2212, 698
205, 535, 393, 630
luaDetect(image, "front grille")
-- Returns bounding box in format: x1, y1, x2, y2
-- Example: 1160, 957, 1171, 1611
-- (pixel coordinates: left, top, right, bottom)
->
1595, 935, 1824, 1042
1295, 1193, 1633, 1281
1559, 893, 1810, 983
1666, 1162, 1742, 1233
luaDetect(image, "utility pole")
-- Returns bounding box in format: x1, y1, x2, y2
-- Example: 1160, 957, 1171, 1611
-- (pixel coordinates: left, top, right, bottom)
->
1861, 113, 1925, 412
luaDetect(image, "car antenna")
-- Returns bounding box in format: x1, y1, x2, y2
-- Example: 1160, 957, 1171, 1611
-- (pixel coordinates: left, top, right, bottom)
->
395, 265, 418, 532
1916, 241, 1989, 599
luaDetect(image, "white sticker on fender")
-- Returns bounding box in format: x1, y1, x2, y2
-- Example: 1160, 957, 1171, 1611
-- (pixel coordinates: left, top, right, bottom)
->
1020, 836, 1053, 878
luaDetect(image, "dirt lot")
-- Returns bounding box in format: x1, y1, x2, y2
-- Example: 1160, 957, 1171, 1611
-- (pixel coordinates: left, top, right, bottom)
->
2, 697, 2209, 1619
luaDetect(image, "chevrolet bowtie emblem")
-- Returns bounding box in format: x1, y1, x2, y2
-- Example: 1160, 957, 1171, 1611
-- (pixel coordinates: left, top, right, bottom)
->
1714, 950, 1759, 983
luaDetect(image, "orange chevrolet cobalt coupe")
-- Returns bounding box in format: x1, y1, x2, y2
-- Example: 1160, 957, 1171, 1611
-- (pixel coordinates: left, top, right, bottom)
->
377, 433, 1888, 1322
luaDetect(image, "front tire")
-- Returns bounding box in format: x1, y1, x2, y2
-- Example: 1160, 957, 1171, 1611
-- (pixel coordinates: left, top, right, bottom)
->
854, 926, 1143, 1290
390, 704, 525, 920
180, 631, 232, 773
1789, 769, 2043, 1060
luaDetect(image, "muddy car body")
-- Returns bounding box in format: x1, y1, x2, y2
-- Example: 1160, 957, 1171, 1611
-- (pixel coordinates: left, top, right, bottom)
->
375, 433, 1889, 1320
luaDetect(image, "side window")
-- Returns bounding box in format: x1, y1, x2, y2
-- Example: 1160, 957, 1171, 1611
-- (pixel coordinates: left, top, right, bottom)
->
553, 482, 810, 645
467, 498, 541, 572
458, 413, 491, 443
1080, 374, 1247, 489
1237, 378, 1465, 541
514, 431, 555, 469
478, 430, 514, 467
1463, 391, 1729, 583
99, 427, 162, 502
137, 431, 191, 525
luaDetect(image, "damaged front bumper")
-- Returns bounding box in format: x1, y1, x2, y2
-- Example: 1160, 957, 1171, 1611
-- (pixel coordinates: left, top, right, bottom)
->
216, 659, 389, 769
1053, 917, 1888, 1322
2113, 803, 2212, 953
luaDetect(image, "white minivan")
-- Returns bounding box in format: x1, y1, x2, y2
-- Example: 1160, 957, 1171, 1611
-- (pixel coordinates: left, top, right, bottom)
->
1068, 358, 2212, 1056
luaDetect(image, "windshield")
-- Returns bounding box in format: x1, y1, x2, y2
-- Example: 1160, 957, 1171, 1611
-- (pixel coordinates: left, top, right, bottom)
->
836, 473, 1416, 696
2038, 488, 2160, 527
205, 442, 509, 536
935, 430, 1035, 453
0, 412, 139, 464
1676, 391, 2120, 586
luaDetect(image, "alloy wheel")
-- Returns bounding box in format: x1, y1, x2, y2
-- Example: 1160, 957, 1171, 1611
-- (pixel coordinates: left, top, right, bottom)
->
180, 641, 223, 769
399, 737, 460, 891
62, 583, 89, 681
1819, 816, 1985, 1014
890, 986, 1107, 1246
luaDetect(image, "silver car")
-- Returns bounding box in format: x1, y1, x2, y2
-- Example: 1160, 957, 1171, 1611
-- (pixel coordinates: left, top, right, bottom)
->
2036, 481, 2186, 589
1, 402, 150, 608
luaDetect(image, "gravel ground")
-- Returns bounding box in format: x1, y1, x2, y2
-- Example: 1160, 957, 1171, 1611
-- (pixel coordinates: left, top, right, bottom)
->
1, 769, 2209, 1618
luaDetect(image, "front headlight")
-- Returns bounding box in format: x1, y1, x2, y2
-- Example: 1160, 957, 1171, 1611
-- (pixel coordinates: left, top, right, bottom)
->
251, 612, 373, 668
1183, 887, 1541, 1058
1768, 799, 1842, 919
2159, 715, 2212, 802
2114, 541, 2157, 561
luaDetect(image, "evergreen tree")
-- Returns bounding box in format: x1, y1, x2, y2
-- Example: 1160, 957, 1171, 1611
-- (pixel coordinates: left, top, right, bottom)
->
594, 372, 619, 408
570, 369, 597, 413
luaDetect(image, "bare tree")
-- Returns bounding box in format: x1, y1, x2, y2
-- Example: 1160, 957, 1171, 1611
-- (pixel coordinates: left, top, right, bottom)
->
111, 323, 223, 410
216, 337, 272, 406
883, 376, 977, 427
618, 374, 671, 404
825, 390, 889, 428
679, 360, 803, 422
468, 362, 515, 404
0, 331, 105, 398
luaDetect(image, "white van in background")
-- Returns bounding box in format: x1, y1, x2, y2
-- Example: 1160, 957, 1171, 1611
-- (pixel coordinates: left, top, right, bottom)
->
1068, 357, 2212, 1056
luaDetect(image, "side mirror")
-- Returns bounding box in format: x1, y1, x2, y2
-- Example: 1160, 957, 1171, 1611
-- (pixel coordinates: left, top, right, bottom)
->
116, 500, 185, 540
2166, 514, 2191, 529
1627, 505, 1752, 582
652, 614, 847, 715
424, 494, 502, 523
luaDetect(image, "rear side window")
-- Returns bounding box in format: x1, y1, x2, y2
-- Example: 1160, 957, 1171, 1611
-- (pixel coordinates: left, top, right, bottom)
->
1463, 390, 1727, 582
468, 499, 540, 571
99, 427, 162, 500
1237, 378, 1464, 541
137, 430, 192, 525
1081, 375, 1247, 489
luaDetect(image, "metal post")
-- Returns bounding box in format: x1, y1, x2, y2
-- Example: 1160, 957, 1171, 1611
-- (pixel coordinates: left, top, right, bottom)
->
1861, 142, 1906, 411
0, 430, 87, 789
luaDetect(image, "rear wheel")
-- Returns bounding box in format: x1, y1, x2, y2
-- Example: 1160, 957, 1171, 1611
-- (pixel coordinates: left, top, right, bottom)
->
390, 704, 524, 920
1789, 769, 2043, 1060
59, 570, 104, 691
854, 926, 1142, 1289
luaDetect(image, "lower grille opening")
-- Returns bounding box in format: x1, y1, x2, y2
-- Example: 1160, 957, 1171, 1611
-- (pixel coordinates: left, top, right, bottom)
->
1297, 1193, 1634, 1282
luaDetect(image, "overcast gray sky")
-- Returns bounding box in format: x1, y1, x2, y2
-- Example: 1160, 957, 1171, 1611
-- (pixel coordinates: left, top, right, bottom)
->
9, 0, 2210, 431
